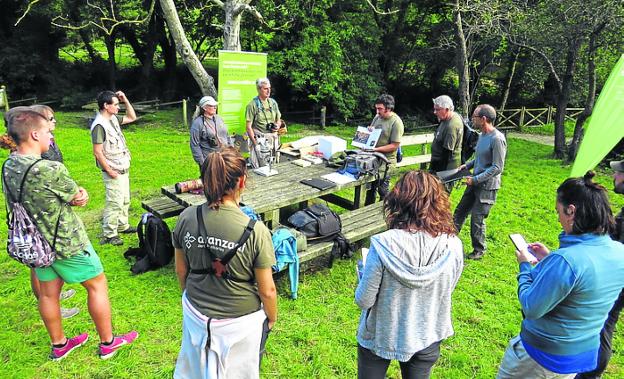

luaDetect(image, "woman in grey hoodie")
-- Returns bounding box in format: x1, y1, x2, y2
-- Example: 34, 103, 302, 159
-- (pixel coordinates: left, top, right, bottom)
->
355, 170, 464, 378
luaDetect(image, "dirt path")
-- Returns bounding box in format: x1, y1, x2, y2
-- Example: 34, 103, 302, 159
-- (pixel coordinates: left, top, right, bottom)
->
508, 132, 562, 146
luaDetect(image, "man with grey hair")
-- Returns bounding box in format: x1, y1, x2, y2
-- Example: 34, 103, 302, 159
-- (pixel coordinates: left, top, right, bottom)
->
453, 104, 507, 260
245, 78, 285, 168
431, 95, 463, 173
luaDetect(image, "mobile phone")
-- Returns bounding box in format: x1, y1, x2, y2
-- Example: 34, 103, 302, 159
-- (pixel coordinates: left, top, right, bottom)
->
509, 233, 529, 252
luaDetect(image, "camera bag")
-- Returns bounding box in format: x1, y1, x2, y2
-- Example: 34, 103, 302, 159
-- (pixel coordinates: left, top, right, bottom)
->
287, 203, 341, 241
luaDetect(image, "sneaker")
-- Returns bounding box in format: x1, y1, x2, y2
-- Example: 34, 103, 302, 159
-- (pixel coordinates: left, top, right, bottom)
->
60, 289, 76, 301
99, 331, 139, 360
61, 307, 79, 319
467, 251, 485, 260
99, 236, 123, 246
49, 333, 89, 361
119, 226, 137, 234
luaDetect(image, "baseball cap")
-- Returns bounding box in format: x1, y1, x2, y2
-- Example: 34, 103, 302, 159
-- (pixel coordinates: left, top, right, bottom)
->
199, 96, 218, 107
610, 160, 624, 172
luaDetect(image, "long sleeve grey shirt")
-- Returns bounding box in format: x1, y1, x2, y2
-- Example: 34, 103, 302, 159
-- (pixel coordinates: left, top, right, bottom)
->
189, 115, 230, 166
466, 128, 507, 190
355, 229, 464, 361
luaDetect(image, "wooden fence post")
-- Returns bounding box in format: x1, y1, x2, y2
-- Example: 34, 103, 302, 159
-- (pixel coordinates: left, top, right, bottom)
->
546, 106, 553, 125
518, 106, 525, 132
182, 98, 188, 128
320, 105, 326, 129
0, 85, 8, 111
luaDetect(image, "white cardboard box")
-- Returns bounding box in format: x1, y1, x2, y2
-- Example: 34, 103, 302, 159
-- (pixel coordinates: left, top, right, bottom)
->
317, 136, 346, 159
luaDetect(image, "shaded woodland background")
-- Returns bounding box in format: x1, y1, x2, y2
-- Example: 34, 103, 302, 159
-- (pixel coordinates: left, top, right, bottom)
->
1, 0, 623, 158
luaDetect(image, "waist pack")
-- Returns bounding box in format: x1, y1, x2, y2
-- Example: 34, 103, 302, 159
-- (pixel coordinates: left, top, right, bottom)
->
287, 203, 341, 241
124, 213, 174, 274
339, 150, 390, 180
2, 159, 61, 268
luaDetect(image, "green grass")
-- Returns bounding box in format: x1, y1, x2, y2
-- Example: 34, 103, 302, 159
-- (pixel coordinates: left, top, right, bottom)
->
1, 110, 623, 378
520, 120, 576, 138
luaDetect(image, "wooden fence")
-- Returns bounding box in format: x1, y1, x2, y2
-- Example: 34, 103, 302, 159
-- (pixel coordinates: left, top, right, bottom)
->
498, 107, 584, 129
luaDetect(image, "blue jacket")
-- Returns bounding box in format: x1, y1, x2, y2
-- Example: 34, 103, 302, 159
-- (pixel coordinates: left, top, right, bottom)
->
272, 228, 299, 299
519, 233, 624, 358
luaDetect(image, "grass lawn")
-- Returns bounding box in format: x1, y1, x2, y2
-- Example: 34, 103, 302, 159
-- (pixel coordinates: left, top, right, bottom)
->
0, 110, 623, 378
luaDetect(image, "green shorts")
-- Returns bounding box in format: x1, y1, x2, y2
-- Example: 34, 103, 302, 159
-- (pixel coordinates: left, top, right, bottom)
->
35, 244, 104, 283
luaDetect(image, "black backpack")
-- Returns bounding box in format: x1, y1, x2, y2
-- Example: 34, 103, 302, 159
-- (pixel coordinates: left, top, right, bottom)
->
461, 117, 480, 164
124, 213, 174, 274
287, 203, 341, 241
286, 203, 354, 265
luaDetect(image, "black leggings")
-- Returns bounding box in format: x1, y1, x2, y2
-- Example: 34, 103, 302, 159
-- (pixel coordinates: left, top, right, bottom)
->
357, 342, 441, 379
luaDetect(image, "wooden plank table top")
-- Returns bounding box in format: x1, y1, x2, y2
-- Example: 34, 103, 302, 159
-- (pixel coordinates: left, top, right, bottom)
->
161, 161, 377, 226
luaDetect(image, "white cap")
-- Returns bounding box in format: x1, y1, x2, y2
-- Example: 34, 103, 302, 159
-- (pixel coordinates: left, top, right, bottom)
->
199, 96, 218, 108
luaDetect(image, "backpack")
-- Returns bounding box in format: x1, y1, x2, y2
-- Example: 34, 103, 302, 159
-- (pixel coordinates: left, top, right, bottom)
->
287, 203, 341, 241
286, 203, 353, 266
2, 159, 61, 268
461, 118, 480, 164
124, 213, 174, 274
339, 150, 390, 180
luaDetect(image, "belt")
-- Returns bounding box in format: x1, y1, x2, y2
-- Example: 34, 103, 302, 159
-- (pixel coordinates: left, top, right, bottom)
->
102, 168, 129, 175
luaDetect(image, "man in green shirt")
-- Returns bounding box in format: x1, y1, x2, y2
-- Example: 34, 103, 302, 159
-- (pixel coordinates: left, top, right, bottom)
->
431, 95, 463, 173
245, 78, 285, 168
367, 94, 404, 199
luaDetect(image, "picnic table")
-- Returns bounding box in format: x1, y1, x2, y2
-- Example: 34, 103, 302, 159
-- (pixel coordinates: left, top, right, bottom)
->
145, 161, 388, 268
159, 161, 379, 229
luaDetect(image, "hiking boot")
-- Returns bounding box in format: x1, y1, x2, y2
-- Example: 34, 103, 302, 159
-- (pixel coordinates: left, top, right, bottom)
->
60, 289, 76, 301
99, 236, 123, 246
61, 307, 79, 319
99, 331, 139, 360
119, 226, 137, 234
467, 251, 485, 260
49, 333, 89, 361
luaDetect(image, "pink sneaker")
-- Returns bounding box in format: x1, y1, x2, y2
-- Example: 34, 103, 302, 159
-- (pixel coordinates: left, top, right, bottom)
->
49, 333, 89, 361
99, 331, 138, 360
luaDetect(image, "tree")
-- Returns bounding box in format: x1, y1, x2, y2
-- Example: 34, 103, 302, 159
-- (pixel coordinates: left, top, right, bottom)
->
506, 0, 622, 159
209, 0, 267, 51
159, 0, 217, 97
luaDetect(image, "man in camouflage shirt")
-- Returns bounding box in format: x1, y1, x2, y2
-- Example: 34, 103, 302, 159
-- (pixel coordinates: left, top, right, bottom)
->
3, 108, 137, 361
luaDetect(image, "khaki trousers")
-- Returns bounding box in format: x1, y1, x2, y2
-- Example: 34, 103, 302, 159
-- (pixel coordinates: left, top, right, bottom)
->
102, 171, 131, 238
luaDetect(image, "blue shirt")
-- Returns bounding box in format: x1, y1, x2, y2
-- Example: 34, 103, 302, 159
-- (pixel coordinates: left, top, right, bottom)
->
518, 232, 624, 370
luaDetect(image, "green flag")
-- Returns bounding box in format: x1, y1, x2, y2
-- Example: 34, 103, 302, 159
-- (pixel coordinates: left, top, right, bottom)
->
571, 54, 624, 177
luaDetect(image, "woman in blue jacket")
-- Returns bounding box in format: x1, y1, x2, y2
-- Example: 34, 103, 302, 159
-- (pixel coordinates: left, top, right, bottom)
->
498, 172, 624, 378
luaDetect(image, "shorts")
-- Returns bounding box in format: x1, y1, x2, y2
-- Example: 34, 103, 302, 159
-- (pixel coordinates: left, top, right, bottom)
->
34, 244, 104, 283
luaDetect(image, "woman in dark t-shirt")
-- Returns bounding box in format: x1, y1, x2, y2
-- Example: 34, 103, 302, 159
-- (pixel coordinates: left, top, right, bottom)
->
173, 147, 277, 379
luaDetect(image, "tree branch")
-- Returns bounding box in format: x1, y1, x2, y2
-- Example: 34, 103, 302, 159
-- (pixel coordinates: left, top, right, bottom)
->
508, 38, 562, 90
364, 0, 400, 15
14, 0, 41, 26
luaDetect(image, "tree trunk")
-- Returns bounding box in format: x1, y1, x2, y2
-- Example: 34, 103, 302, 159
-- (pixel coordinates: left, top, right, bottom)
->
223, 1, 243, 51
553, 38, 581, 159
65, 0, 104, 66
453, 4, 470, 117
159, 0, 217, 97
104, 34, 117, 89
157, 19, 178, 99
499, 48, 520, 111
567, 25, 604, 162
